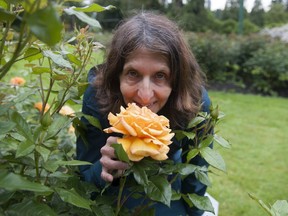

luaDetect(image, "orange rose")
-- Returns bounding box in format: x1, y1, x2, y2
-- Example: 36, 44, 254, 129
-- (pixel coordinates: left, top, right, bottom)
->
10, 77, 26, 86
34, 102, 50, 113
104, 103, 174, 161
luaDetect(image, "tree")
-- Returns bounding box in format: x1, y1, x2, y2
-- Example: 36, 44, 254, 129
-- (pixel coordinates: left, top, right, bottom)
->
222, 0, 248, 21
173, 0, 218, 32
249, 0, 265, 27
265, 2, 288, 26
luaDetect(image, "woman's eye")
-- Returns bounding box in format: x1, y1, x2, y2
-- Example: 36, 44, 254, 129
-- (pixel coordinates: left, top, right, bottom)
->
127, 71, 138, 78
155, 72, 167, 80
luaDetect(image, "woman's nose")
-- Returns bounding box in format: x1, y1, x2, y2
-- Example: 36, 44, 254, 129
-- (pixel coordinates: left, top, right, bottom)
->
138, 78, 154, 104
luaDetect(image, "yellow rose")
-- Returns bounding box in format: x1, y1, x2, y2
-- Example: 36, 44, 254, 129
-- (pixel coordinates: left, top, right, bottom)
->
59, 105, 75, 116
104, 103, 174, 161
10, 77, 26, 86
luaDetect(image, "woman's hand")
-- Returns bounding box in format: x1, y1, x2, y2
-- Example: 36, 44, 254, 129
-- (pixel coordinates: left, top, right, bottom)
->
100, 136, 130, 182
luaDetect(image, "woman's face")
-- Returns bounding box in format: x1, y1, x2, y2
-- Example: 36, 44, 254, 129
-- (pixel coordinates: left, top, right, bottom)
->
120, 48, 172, 113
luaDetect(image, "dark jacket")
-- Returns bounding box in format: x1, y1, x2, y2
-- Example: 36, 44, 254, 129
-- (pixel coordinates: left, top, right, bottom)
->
76, 68, 212, 216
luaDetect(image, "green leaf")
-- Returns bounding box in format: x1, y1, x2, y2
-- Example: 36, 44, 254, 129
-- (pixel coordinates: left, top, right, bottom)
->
55, 188, 92, 210
145, 176, 172, 207
199, 134, 214, 148
82, 114, 102, 130
132, 163, 149, 186
0, 172, 53, 194
8, 110, 34, 142
271, 200, 288, 216
0, 190, 15, 205
16, 140, 35, 158
173, 130, 187, 141
182, 131, 196, 140
176, 163, 197, 176
35, 146, 50, 162
195, 169, 211, 187
64, 7, 101, 28
56, 160, 92, 166
187, 116, 205, 129
43, 160, 59, 173
32, 66, 51, 74
46, 115, 71, 140
0, 1, 8, 9
173, 130, 196, 141
200, 147, 226, 172
73, 4, 116, 12
26, 5, 62, 46
214, 134, 231, 148
92, 204, 115, 216
8, 200, 57, 216
185, 193, 214, 212
0, 8, 16, 22
0, 103, 10, 116
171, 190, 182, 201
66, 53, 81, 66
111, 143, 129, 163
24, 47, 43, 62
43, 50, 72, 69
0, 121, 16, 135
52, 74, 68, 80
187, 149, 200, 162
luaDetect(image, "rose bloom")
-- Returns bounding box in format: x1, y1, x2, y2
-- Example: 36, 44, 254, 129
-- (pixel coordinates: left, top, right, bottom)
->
10, 77, 26, 86
34, 102, 50, 113
59, 105, 75, 116
104, 103, 174, 161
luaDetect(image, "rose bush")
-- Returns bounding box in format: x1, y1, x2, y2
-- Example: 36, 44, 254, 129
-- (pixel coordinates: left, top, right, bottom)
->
0, 1, 117, 215
0, 1, 233, 215
104, 103, 174, 161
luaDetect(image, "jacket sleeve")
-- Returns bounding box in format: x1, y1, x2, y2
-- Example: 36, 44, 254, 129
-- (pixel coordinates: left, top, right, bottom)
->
181, 88, 213, 215
76, 69, 108, 188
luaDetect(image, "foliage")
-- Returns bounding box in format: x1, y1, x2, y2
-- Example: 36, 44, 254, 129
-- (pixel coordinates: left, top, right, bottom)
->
250, 194, 288, 216
188, 32, 288, 96
249, 0, 265, 27
243, 40, 288, 95
264, 2, 288, 27
0, 0, 114, 215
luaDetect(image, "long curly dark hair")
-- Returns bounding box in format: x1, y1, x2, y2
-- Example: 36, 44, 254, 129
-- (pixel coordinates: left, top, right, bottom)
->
94, 11, 205, 129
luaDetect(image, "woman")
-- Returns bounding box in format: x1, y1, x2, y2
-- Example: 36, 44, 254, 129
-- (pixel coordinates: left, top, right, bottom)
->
76, 11, 212, 216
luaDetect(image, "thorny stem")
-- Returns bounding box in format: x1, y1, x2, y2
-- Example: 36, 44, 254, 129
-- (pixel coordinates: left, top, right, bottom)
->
52, 42, 93, 115
115, 176, 127, 216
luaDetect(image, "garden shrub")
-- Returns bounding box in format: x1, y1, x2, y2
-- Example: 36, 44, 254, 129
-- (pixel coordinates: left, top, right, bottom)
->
244, 40, 288, 96
187, 32, 288, 97
188, 33, 240, 83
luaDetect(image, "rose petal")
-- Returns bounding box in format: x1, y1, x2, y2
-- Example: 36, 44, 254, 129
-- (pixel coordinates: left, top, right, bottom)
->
120, 117, 137, 136
130, 137, 159, 156
151, 153, 168, 161
148, 128, 164, 136
118, 137, 144, 161
107, 113, 119, 125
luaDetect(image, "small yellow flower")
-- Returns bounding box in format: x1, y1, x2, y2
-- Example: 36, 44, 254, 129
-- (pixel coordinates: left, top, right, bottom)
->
10, 77, 26, 86
34, 102, 50, 113
59, 105, 75, 116
104, 103, 174, 161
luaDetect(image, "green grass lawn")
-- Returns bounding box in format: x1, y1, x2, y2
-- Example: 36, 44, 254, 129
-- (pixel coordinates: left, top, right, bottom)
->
207, 91, 288, 216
